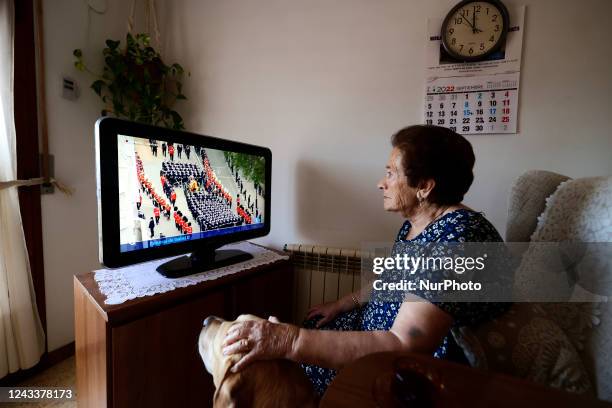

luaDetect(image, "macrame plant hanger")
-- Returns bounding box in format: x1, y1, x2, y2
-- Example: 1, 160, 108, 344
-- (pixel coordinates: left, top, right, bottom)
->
127, 0, 162, 53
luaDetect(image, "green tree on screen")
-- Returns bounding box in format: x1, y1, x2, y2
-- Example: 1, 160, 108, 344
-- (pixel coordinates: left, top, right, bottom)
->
224, 152, 265, 188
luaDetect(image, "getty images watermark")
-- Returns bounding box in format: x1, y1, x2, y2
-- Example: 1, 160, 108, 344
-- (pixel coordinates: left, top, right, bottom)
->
371, 252, 488, 292
359, 242, 612, 303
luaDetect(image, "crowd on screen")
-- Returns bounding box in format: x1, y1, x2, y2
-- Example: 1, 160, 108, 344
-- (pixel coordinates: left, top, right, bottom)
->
135, 141, 263, 241
186, 190, 243, 231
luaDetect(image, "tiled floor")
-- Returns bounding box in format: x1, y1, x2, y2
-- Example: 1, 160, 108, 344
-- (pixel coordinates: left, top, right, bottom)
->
3, 357, 76, 408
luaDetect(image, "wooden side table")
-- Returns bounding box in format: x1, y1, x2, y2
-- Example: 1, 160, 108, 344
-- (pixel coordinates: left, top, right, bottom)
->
321, 351, 612, 408
74, 254, 293, 408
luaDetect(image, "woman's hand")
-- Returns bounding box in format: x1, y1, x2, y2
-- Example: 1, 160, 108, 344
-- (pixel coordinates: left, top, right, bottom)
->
306, 295, 354, 328
222, 316, 300, 373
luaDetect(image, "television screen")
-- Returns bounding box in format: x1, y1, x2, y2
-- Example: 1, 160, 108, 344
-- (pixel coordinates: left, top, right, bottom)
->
96, 117, 271, 275
117, 135, 266, 252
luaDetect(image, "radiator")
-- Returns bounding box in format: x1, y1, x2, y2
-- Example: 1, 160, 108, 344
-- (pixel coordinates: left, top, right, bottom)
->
284, 244, 363, 324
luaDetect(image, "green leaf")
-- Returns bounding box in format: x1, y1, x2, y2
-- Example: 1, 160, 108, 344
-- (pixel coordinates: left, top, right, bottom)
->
171, 63, 184, 75
74, 61, 85, 71
105, 39, 120, 50
91, 79, 105, 96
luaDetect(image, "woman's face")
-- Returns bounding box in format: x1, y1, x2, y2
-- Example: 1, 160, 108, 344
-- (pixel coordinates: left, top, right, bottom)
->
377, 148, 417, 216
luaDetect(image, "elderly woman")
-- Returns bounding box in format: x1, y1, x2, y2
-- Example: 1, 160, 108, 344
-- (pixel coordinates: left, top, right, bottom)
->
222, 125, 510, 395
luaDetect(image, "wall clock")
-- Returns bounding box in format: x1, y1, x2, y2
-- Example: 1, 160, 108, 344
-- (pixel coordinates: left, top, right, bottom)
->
441, 0, 509, 62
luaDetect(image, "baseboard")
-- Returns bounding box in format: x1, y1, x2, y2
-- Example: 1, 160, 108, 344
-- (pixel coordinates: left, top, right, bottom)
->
0, 341, 75, 386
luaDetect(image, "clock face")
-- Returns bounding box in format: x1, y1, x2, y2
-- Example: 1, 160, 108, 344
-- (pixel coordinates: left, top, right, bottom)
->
442, 0, 509, 61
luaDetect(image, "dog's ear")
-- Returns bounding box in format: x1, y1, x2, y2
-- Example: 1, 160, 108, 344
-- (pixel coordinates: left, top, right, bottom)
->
213, 372, 252, 408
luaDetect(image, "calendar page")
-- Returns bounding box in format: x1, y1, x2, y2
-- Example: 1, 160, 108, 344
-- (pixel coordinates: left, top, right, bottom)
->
424, 6, 525, 135
425, 73, 519, 134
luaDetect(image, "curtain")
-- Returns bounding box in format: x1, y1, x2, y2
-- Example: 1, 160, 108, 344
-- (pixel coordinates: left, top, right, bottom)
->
0, 0, 45, 377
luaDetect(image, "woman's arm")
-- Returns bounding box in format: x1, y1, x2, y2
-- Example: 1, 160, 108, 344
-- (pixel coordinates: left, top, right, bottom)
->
224, 300, 453, 372
291, 300, 453, 369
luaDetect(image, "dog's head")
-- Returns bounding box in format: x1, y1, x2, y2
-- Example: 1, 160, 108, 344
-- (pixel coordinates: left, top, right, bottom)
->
198, 315, 264, 387
199, 314, 317, 408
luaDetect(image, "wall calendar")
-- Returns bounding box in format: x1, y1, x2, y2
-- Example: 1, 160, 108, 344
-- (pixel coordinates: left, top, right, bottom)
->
424, 6, 525, 135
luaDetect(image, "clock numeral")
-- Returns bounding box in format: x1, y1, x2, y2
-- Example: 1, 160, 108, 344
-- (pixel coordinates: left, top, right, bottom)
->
451, 38, 456, 45
494, 24, 500, 32
475, 5, 481, 12
459, 44, 464, 52
492, 14, 498, 22
468, 48, 474, 55
454, 17, 463, 24
486, 7, 490, 15
449, 28, 455, 35
489, 35, 495, 42
480, 43, 485, 50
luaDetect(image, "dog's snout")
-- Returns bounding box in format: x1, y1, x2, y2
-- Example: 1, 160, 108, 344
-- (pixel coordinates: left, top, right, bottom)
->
203, 315, 219, 327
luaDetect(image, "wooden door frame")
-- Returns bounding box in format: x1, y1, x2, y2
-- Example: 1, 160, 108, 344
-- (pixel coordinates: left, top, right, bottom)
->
14, 0, 47, 340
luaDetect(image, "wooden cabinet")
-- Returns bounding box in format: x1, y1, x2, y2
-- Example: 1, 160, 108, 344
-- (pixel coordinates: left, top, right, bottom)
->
74, 257, 293, 408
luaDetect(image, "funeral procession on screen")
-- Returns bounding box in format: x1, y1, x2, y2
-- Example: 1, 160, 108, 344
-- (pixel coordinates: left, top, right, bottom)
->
117, 135, 265, 252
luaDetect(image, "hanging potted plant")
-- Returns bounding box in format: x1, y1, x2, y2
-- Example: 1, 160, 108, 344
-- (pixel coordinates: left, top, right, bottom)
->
73, 32, 187, 130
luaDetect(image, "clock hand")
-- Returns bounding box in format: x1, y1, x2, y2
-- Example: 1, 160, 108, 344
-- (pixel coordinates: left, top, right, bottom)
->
472, 7, 482, 33
460, 11, 476, 30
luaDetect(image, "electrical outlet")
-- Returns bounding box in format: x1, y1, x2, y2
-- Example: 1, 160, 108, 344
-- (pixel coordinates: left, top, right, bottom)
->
62, 76, 79, 100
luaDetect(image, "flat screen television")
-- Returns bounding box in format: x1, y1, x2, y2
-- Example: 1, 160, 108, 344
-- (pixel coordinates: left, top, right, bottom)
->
95, 117, 271, 278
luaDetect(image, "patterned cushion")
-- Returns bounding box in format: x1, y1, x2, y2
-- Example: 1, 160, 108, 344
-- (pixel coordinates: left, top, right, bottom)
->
505, 170, 570, 242
529, 176, 612, 400
453, 303, 593, 394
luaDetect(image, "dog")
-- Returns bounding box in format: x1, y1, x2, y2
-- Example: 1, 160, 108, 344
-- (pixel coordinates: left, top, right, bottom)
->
198, 314, 317, 407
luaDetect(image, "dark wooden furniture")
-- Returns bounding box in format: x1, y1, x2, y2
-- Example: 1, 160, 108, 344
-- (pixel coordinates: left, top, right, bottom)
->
74, 254, 293, 408
321, 351, 612, 407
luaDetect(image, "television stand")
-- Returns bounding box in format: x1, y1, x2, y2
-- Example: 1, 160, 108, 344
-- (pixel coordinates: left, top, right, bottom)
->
156, 247, 253, 278
74, 249, 293, 408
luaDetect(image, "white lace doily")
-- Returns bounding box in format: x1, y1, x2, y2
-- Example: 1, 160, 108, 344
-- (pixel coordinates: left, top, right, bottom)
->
94, 242, 288, 305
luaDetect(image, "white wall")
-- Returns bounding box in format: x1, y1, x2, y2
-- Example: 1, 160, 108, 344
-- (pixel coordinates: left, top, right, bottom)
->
41, 0, 612, 350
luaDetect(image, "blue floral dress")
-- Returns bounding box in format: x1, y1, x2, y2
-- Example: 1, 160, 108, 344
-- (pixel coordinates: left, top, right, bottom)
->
301, 209, 511, 396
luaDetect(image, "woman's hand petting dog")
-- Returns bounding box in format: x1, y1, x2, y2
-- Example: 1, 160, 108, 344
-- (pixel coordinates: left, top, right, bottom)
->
222, 316, 300, 373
